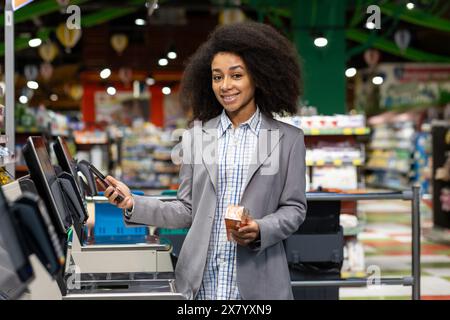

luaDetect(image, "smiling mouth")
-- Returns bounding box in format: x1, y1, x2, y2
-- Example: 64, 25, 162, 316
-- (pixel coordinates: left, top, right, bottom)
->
222, 93, 239, 104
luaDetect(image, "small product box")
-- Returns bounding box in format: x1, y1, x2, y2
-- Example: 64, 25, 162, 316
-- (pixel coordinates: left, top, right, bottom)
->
224, 205, 249, 241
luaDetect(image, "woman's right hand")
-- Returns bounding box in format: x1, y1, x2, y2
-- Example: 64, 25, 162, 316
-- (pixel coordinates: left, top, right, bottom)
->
103, 176, 134, 211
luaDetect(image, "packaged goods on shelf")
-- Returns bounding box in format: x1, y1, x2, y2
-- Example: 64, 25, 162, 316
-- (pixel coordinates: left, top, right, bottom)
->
312, 166, 358, 190
276, 114, 366, 130
120, 122, 179, 189
306, 141, 363, 165
366, 110, 425, 190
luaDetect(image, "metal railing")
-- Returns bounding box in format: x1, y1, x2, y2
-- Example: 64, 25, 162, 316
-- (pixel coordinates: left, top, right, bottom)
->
86, 186, 421, 300
290, 186, 421, 300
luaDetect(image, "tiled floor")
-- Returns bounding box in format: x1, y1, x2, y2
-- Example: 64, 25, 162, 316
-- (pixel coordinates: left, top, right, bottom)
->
340, 198, 450, 300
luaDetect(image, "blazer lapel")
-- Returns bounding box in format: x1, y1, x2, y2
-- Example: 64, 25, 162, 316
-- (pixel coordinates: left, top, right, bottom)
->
201, 115, 221, 194
244, 114, 284, 191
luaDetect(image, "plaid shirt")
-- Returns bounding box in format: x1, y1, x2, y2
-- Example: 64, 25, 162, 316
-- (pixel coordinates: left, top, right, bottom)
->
196, 108, 261, 300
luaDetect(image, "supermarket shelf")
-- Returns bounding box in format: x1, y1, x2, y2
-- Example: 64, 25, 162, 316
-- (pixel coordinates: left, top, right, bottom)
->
303, 127, 370, 136
75, 141, 108, 145
366, 182, 410, 191
340, 271, 367, 279
16, 126, 42, 134
306, 158, 364, 167
365, 166, 412, 175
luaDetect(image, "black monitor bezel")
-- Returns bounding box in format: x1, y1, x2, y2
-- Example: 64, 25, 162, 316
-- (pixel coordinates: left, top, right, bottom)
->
53, 137, 82, 193
22, 136, 71, 236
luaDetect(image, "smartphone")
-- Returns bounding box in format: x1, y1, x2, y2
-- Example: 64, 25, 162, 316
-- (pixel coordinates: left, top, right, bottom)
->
88, 164, 125, 203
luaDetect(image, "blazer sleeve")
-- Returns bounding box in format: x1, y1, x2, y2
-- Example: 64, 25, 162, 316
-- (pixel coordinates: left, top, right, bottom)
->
123, 131, 193, 229
254, 131, 307, 252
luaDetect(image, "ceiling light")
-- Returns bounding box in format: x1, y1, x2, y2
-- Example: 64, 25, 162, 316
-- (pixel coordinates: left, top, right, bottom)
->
135, 18, 146, 26
19, 95, 28, 104
345, 68, 357, 78
162, 87, 171, 95
365, 22, 376, 30
146, 77, 155, 86
50, 94, 58, 102
406, 2, 415, 10
27, 81, 39, 90
167, 51, 177, 59
372, 76, 384, 85
158, 58, 168, 66
107, 86, 117, 96
28, 38, 42, 48
314, 37, 328, 48
100, 68, 111, 79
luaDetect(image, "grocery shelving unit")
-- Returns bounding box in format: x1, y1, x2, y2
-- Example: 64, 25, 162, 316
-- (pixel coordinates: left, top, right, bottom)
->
365, 110, 425, 190
120, 123, 179, 191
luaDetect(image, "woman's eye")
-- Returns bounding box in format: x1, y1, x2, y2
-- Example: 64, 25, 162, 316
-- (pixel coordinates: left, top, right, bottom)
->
213, 75, 222, 81
232, 74, 242, 79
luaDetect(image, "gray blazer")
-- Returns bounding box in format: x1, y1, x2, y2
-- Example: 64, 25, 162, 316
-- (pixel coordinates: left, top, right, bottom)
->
126, 113, 307, 299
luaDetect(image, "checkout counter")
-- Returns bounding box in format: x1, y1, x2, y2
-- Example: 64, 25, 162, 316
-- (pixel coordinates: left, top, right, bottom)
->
0, 136, 185, 300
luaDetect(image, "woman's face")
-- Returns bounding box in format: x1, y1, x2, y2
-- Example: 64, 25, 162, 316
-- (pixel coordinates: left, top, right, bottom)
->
211, 52, 256, 117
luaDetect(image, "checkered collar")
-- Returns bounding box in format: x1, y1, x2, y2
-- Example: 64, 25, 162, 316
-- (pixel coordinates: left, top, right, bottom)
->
218, 107, 261, 137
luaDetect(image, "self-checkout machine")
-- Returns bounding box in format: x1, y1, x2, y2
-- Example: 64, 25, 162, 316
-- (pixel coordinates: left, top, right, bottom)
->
27, 136, 183, 299
53, 138, 175, 277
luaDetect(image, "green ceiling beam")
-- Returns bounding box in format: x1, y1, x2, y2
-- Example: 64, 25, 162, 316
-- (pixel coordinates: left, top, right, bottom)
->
0, 0, 90, 26
347, 29, 450, 62
81, 0, 144, 28
0, 0, 146, 57
380, 2, 450, 33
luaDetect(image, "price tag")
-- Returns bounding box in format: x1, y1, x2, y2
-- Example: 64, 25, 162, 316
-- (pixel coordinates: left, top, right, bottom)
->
355, 127, 367, 135
343, 128, 353, 135
310, 128, 320, 135
316, 159, 325, 166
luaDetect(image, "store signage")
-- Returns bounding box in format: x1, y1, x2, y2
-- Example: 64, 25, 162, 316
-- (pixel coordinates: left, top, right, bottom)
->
12, 0, 34, 11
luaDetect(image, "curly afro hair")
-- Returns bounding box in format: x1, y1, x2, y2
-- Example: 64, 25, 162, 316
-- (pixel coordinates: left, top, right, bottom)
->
180, 21, 303, 122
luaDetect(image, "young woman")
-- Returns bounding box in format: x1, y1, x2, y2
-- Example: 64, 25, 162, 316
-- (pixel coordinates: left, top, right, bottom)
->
104, 21, 307, 300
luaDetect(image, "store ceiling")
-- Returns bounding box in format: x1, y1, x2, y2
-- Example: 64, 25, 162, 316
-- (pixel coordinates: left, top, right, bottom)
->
0, 0, 449, 110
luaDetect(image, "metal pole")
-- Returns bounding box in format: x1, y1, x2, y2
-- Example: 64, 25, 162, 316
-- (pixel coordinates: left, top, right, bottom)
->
412, 185, 421, 300
291, 277, 414, 288
4, 0, 15, 178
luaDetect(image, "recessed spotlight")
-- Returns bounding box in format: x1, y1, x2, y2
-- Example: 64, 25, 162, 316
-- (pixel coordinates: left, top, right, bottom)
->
167, 51, 177, 59
28, 38, 42, 48
19, 95, 28, 104
406, 2, 415, 10
135, 18, 146, 26
345, 68, 357, 78
162, 87, 171, 95
27, 81, 39, 90
365, 22, 376, 30
107, 86, 117, 95
100, 68, 111, 79
50, 94, 58, 101
146, 77, 155, 86
372, 76, 384, 85
314, 37, 328, 47
158, 58, 168, 66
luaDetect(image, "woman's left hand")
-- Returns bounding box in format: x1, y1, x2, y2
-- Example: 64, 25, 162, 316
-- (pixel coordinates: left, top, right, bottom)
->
230, 217, 260, 246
